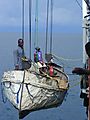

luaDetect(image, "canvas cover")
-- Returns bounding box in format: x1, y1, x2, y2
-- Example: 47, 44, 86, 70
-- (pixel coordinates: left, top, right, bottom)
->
1, 63, 68, 114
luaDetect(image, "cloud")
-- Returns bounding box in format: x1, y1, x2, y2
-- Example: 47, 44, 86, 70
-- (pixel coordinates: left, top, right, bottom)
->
0, 0, 21, 27
53, 7, 81, 25
34, 0, 82, 27
0, 0, 82, 29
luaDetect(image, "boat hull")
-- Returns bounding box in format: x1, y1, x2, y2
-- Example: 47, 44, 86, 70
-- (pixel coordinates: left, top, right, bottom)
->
1, 63, 68, 119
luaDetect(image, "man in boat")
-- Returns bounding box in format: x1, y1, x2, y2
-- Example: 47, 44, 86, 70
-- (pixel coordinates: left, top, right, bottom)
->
34, 47, 46, 72
14, 38, 31, 70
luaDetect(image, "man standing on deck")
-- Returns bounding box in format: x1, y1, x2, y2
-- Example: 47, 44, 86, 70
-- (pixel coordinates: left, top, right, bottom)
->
14, 38, 25, 70
14, 38, 31, 70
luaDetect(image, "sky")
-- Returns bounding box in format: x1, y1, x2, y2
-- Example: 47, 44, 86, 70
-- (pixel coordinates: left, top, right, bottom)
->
0, 0, 82, 32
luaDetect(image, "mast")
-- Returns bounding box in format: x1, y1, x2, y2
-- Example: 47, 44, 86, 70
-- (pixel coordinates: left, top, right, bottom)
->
45, 0, 53, 62
35, 0, 38, 48
50, 0, 53, 54
22, 0, 24, 40
29, 0, 32, 59
45, 0, 53, 54
45, 0, 49, 54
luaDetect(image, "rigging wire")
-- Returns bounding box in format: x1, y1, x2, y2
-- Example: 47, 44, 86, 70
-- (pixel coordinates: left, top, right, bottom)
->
75, 0, 82, 10
1, 83, 7, 103
50, 0, 53, 54
52, 53, 83, 69
34, 0, 39, 48
29, 0, 32, 59
45, 0, 49, 54
52, 54, 82, 62
45, 0, 53, 55
22, 0, 24, 40
19, 71, 25, 112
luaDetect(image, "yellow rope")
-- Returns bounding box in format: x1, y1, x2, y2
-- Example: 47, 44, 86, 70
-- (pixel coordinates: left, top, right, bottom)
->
69, 81, 81, 89
68, 76, 82, 89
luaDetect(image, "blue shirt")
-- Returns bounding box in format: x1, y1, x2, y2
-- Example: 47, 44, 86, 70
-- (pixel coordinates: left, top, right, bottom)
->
14, 46, 24, 69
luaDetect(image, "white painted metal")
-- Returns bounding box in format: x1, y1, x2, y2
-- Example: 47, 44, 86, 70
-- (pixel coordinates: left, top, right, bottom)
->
82, 0, 88, 64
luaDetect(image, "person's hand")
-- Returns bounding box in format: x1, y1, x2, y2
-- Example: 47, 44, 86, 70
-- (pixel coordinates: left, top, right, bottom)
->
22, 56, 28, 61
40, 61, 44, 65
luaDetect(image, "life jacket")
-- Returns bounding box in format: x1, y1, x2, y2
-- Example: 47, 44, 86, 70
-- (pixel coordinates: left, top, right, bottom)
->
49, 66, 54, 76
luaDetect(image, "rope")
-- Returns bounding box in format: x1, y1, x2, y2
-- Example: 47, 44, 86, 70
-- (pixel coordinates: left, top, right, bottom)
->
1, 82, 7, 103
68, 75, 83, 90
52, 54, 82, 62
29, 0, 32, 59
45, 0, 49, 54
10, 83, 21, 94
69, 79, 81, 89
22, 0, 24, 40
2, 81, 11, 89
34, 0, 39, 48
1, 81, 22, 104
50, 0, 53, 54
75, 0, 82, 10
19, 70, 25, 111
26, 84, 34, 102
16, 84, 22, 104
45, 0, 54, 54
1, 81, 22, 94
51, 54, 83, 69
